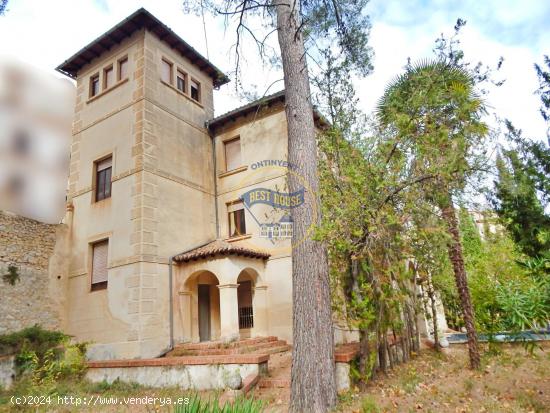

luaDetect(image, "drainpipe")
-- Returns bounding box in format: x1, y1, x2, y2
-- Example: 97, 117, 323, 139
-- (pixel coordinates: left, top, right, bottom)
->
205, 120, 220, 239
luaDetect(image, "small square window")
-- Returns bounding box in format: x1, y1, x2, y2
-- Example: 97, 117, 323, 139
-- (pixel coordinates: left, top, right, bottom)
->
224, 137, 242, 172
176, 70, 187, 93
91, 239, 108, 291
190, 79, 200, 102
228, 201, 246, 238
161, 59, 173, 84
103, 66, 114, 89
90, 74, 100, 97
95, 156, 112, 202
118, 57, 128, 80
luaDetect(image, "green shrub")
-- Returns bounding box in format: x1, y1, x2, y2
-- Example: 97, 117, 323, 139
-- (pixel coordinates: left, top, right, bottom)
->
2, 265, 20, 286
173, 394, 264, 413
0, 326, 88, 396
0, 325, 68, 358
89, 378, 144, 393
360, 396, 380, 413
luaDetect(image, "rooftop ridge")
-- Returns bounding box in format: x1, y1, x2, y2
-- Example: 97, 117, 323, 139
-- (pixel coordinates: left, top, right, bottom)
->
56, 7, 229, 87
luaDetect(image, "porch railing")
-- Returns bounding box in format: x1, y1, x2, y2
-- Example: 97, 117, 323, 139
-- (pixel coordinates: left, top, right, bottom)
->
239, 306, 254, 329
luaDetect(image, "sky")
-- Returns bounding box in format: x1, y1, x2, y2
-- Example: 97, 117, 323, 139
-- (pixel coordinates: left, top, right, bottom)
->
0, 0, 548, 140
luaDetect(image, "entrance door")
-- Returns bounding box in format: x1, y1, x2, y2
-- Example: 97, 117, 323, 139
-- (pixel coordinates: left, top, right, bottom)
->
198, 284, 211, 342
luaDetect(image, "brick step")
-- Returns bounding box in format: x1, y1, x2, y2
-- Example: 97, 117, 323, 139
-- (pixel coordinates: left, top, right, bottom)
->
258, 377, 291, 388
179, 336, 278, 351
166, 347, 235, 357
168, 341, 290, 357
239, 340, 288, 353
260, 344, 291, 355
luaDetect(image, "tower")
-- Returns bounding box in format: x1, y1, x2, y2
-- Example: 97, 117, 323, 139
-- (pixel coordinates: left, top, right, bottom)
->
56, 8, 229, 359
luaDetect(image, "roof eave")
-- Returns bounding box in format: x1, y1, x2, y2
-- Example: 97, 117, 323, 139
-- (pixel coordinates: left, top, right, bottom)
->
55, 8, 230, 87
207, 90, 331, 132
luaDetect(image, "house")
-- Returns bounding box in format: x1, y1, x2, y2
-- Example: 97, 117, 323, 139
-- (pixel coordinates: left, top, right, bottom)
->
260, 215, 293, 240
54, 8, 326, 361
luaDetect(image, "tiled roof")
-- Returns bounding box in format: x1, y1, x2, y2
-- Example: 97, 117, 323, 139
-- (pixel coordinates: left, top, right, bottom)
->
56, 8, 229, 87
207, 90, 329, 131
208, 90, 285, 131
173, 239, 270, 263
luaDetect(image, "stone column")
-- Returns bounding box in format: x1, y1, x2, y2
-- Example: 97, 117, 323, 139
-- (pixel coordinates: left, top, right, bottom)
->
253, 285, 269, 336
217, 284, 240, 342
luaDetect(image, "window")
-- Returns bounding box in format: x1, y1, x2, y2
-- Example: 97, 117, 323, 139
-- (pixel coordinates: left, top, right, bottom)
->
103, 66, 114, 89
224, 137, 242, 171
91, 239, 108, 291
161, 59, 172, 84
260, 225, 269, 238
90, 74, 100, 97
176, 70, 187, 93
280, 222, 293, 238
190, 78, 200, 102
228, 201, 246, 238
118, 57, 128, 80
95, 156, 112, 202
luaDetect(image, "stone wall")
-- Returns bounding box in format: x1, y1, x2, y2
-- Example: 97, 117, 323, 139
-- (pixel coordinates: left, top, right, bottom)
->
0, 211, 64, 334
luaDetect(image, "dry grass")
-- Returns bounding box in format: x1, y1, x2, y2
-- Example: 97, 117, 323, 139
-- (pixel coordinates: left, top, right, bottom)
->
337, 342, 550, 413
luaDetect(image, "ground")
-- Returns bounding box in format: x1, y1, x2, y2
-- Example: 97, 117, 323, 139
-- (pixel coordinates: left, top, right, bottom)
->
257, 343, 550, 413
336, 342, 550, 413
1, 343, 548, 412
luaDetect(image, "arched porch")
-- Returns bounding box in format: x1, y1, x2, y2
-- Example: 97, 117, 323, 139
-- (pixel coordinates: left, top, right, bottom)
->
173, 240, 270, 343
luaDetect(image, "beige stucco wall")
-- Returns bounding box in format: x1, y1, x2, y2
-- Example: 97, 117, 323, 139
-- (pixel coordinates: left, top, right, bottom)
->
65, 25, 217, 360
211, 106, 294, 343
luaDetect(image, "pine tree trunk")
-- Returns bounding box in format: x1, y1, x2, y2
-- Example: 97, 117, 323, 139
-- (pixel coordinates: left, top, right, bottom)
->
358, 328, 372, 378
440, 197, 481, 369
275, 1, 337, 411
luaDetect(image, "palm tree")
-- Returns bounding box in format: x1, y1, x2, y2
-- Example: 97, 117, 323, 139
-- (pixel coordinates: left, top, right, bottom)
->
377, 60, 488, 369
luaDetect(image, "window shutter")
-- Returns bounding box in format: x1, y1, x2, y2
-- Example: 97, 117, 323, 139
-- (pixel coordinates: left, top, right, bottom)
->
227, 200, 243, 213
119, 58, 128, 80
161, 60, 172, 83
224, 138, 241, 171
92, 240, 108, 284
97, 157, 112, 172
104, 67, 114, 89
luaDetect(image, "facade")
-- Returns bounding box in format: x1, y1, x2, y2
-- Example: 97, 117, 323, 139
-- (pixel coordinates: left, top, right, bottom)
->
55, 8, 300, 360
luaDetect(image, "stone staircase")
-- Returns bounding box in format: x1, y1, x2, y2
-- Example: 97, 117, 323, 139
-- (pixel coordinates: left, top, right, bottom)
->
163, 338, 357, 393
258, 350, 291, 389
257, 342, 360, 389
166, 336, 291, 358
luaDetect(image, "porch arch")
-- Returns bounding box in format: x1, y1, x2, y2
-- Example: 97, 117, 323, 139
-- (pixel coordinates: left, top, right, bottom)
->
237, 267, 268, 337
176, 270, 221, 343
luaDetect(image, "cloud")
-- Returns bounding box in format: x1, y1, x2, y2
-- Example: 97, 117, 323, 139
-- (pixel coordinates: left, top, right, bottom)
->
0, 0, 546, 140
354, 0, 549, 140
